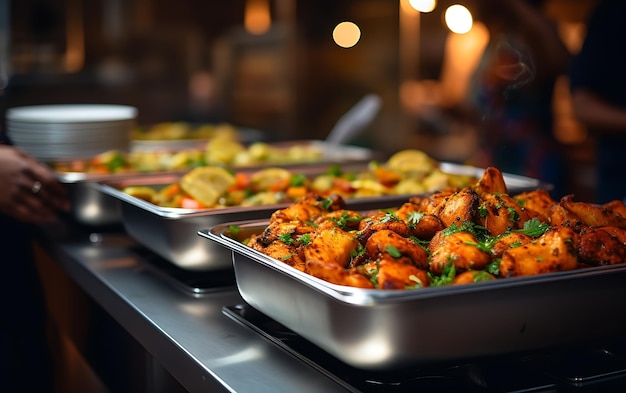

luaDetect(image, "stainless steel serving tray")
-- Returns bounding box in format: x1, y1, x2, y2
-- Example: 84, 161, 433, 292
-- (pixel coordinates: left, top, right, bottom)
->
94, 175, 424, 271
53, 141, 378, 226
94, 164, 543, 270
199, 221, 626, 371
56, 171, 168, 226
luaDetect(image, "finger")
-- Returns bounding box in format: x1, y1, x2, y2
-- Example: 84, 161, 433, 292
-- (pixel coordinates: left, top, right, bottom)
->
18, 194, 59, 222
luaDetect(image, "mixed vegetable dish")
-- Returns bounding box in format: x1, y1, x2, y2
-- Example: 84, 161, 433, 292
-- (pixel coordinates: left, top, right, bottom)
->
120, 150, 476, 209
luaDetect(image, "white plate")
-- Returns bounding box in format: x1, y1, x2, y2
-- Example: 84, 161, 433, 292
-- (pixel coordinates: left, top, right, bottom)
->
6, 104, 137, 123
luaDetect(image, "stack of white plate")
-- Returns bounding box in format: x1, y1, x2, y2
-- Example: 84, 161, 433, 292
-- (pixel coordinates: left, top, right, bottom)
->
6, 104, 138, 161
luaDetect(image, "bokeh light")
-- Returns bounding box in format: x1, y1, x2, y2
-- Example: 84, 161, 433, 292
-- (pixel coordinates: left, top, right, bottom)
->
444, 4, 473, 34
333, 21, 361, 48
408, 0, 437, 13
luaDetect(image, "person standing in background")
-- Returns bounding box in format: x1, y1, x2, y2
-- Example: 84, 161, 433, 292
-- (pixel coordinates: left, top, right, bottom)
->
568, 0, 626, 204
465, 0, 571, 198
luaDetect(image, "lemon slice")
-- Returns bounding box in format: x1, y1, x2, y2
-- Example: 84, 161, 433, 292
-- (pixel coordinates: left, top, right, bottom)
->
386, 149, 437, 174
250, 167, 292, 191
180, 166, 235, 207
123, 186, 157, 203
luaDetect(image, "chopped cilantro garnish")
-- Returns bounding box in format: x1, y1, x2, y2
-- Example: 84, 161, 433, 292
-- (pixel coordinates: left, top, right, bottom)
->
429, 262, 456, 286
322, 197, 335, 211
350, 242, 366, 260
326, 165, 343, 177
473, 271, 495, 282
514, 218, 551, 237
385, 244, 402, 258
228, 225, 240, 236
379, 211, 399, 223
478, 202, 489, 218
486, 258, 501, 276
106, 153, 126, 172
330, 211, 362, 230
296, 233, 311, 245
278, 232, 293, 245
507, 205, 520, 222
290, 173, 307, 187
407, 211, 425, 227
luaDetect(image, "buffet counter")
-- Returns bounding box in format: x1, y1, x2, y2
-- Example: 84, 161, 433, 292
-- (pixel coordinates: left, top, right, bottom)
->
35, 220, 351, 393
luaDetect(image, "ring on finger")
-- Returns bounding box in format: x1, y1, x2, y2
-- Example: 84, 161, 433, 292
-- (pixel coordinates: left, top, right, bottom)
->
31, 181, 42, 195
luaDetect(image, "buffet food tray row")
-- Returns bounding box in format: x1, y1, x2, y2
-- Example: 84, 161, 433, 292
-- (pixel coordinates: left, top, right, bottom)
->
92, 163, 541, 270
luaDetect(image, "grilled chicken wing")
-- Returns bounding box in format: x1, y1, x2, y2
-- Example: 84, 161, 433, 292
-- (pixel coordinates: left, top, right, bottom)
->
479, 192, 529, 236
499, 226, 579, 277
473, 166, 508, 195
560, 195, 626, 229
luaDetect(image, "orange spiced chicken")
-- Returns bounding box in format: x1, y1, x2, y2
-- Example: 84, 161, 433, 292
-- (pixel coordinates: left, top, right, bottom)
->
241, 167, 626, 289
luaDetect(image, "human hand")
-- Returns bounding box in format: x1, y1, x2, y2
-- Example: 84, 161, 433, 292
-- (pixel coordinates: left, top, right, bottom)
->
0, 145, 70, 223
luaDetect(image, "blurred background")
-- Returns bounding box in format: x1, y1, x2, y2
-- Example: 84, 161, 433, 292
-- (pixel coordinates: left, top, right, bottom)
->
1, 0, 599, 199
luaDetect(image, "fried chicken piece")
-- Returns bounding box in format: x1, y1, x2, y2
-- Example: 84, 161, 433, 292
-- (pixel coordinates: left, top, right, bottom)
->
549, 203, 585, 228
305, 260, 374, 288
491, 232, 533, 258
375, 254, 430, 289
249, 221, 316, 247
428, 230, 492, 275
395, 202, 445, 240
270, 193, 344, 223
479, 193, 530, 236
473, 166, 508, 195
499, 226, 579, 277
365, 229, 429, 270
577, 226, 626, 266
560, 195, 626, 229
514, 189, 556, 222
304, 226, 358, 268
452, 270, 496, 285
314, 209, 363, 230
437, 188, 480, 228
357, 210, 411, 241
408, 188, 457, 215
257, 241, 306, 271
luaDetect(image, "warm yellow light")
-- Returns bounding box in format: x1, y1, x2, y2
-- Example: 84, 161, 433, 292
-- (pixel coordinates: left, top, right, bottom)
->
245, 0, 271, 35
408, 0, 437, 13
333, 21, 361, 48
444, 4, 473, 34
